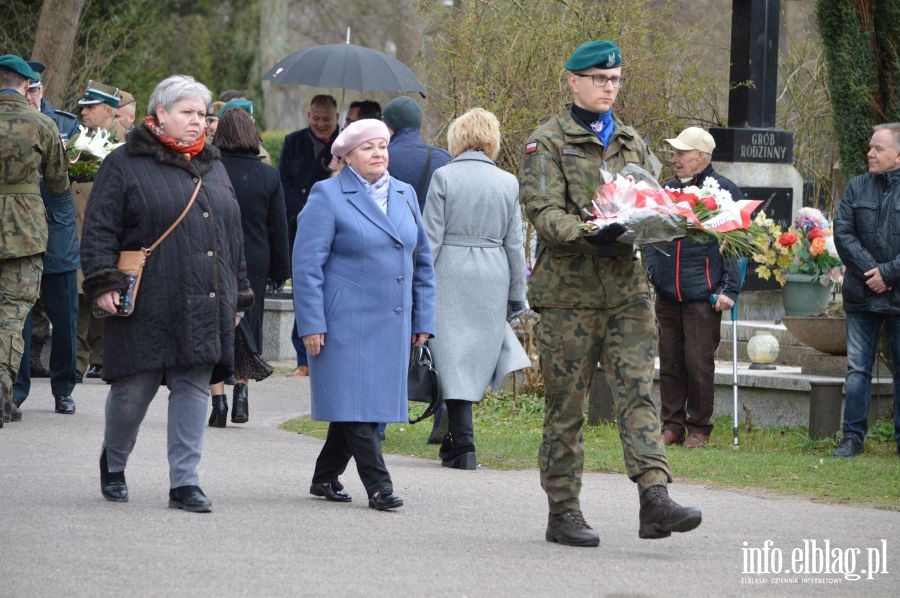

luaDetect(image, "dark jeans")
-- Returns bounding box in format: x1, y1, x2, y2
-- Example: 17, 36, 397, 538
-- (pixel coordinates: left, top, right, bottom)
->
14, 270, 78, 404
843, 311, 900, 443
655, 296, 722, 437
312, 422, 391, 497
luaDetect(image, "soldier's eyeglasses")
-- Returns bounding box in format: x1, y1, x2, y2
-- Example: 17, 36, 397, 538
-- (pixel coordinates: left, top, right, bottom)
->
573, 74, 625, 88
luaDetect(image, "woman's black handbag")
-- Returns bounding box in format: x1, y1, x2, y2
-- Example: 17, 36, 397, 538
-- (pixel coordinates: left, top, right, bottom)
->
408, 344, 443, 424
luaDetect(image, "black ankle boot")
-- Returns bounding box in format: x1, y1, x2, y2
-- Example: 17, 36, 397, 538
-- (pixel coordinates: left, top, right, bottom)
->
231, 383, 248, 423
99, 450, 128, 502
438, 434, 476, 470
208, 395, 228, 427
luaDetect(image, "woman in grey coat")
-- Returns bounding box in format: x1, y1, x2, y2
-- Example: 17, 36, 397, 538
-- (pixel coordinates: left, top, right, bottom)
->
423, 108, 531, 470
82, 75, 252, 512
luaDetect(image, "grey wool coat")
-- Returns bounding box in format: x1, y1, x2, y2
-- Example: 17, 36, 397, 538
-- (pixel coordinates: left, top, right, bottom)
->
81, 125, 253, 381
423, 150, 531, 402
292, 167, 436, 423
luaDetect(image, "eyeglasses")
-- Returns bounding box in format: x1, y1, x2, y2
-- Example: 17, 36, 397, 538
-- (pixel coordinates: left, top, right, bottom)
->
573, 73, 625, 88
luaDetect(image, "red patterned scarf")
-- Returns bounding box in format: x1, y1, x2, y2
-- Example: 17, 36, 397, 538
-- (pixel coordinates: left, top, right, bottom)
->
143, 115, 206, 159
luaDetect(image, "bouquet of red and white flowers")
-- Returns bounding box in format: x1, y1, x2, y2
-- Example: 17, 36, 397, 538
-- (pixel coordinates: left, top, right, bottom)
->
581, 165, 764, 256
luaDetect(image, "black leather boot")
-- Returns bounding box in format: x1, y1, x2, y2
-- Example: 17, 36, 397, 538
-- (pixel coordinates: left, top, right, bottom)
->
638, 485, 702, 539
99, 449, 128, 502
208, 395, 228, 428
438, 433, 476, 470
545, 511, 600, 547
231, 383, 248, 423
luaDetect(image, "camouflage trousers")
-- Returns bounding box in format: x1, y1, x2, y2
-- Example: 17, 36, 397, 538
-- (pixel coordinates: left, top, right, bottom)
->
0, 255, 43, 395
536, 303, 672, 514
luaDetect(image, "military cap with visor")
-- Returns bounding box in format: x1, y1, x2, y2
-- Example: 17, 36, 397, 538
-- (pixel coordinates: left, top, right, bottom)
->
565, 40, 622, 72
117, 90, 135, 108
0, 54, 40, 81
77, 80, 121, 108
26, 60, 45, 89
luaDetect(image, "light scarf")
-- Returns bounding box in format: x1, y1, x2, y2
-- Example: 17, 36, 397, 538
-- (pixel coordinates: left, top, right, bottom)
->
348, 166, 390, 213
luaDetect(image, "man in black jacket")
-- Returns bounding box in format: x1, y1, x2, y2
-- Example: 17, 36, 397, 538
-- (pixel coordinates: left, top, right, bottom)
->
278, 94, 339, 377
644, 127, 743, 449
833, 122, 900, 458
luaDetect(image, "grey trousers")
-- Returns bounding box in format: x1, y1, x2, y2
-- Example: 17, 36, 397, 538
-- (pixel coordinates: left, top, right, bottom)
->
102, 364, 212, 488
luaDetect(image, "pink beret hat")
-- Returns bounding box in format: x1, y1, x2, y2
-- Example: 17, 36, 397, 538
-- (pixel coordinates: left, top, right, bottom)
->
331, 118, 391, 159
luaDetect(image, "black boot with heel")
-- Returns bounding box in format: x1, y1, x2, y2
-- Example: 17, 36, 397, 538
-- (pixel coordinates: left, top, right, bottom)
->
208, 395, 228, 428
231, 383, 248, 424
439, 400, 476, 470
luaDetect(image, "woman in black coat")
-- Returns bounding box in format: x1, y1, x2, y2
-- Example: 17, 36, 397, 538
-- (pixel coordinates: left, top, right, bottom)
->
81, 75, 253, 513
207, 107, 290, 426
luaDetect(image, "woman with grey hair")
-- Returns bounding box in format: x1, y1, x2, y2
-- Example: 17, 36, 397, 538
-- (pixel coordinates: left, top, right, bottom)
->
81, 75, 252, 512
422, 108, 530, 470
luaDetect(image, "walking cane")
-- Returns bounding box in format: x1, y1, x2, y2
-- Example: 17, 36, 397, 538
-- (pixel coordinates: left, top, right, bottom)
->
712, 257, 748, 450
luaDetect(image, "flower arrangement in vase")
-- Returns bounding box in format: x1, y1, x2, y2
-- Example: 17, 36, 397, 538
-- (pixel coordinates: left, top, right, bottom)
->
750, 207, 843, 287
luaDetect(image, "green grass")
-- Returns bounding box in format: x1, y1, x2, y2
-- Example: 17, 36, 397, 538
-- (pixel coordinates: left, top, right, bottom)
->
281, 391, 900, 509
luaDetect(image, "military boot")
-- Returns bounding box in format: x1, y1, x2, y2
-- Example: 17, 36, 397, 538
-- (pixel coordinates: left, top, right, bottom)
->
639, 485, 702, 539
4, 397, 22, 422
545, 511, 600, 547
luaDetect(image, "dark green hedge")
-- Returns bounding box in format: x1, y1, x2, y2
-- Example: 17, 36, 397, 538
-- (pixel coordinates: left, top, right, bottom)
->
817, 0, 900, 179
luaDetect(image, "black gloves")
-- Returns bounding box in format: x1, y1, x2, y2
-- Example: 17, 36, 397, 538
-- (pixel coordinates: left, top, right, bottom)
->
267, 279, 286, 294
583, 222, 627, 246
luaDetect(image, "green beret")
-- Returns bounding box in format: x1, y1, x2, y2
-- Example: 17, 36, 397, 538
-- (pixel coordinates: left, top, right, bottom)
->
218, 98, 253, 119
0, 54, 39, 81
565, 40, 622, 72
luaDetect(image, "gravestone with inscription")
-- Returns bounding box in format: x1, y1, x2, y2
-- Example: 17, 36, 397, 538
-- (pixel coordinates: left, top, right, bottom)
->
710, 0, 803, 311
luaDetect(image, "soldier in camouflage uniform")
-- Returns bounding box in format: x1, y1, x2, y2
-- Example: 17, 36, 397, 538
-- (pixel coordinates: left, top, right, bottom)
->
519, 40, 702, 546
0, 54, 70, 427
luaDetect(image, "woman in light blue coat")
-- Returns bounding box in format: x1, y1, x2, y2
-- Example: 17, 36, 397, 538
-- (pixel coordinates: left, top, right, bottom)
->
293, 119, 436, 510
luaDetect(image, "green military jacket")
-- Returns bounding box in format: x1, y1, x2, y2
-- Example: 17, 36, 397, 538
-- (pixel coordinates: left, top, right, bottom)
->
520, 105, 657, 309
0, 92, 69, 259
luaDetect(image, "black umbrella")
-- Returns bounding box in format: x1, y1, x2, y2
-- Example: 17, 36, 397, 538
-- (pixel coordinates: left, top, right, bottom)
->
261, 41, 426, 97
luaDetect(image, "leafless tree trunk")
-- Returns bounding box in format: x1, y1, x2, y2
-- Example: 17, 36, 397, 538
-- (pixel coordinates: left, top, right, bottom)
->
31, 0, 86, 106
261, 0, 306, 132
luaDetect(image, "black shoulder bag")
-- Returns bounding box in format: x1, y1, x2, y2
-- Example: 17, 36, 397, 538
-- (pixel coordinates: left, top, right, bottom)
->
408, 344, 442, 424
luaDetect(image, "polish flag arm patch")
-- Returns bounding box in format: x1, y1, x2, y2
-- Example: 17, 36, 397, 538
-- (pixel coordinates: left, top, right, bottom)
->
524, 141, 538, 154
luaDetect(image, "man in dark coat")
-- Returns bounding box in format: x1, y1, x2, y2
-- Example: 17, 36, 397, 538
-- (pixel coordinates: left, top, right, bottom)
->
278, 94, 339, 377
643, 126, 744, 449
833, 122, 900, 458
382, 96, 450, 212
14, 61, 82, 415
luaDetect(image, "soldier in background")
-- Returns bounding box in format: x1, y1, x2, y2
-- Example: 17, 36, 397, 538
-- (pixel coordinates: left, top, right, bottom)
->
115, 90, 136, 131
71, 80, 126, 383
519, 40, 701, 547
0, 54, 70, 426
12, 60, 82, 415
